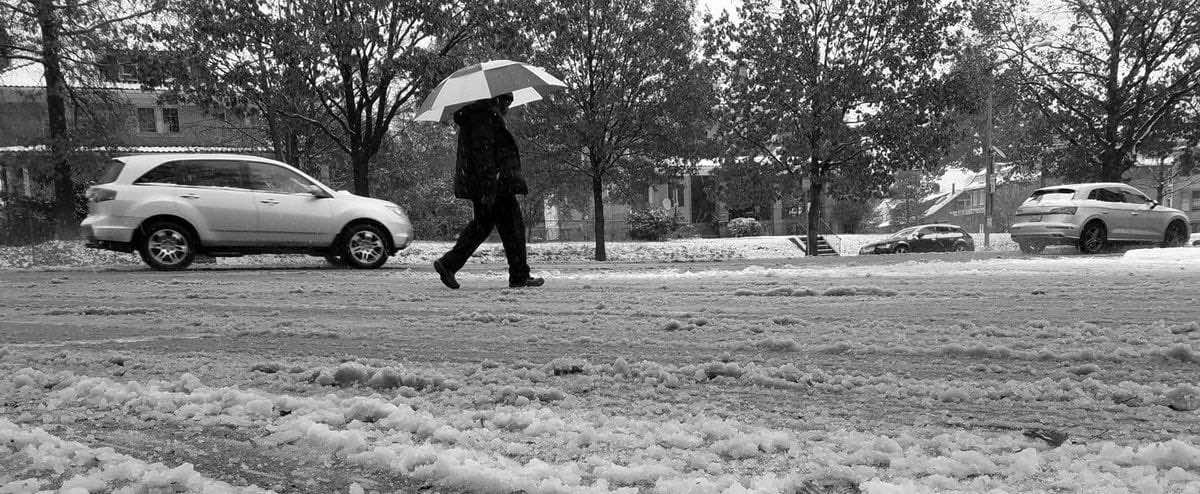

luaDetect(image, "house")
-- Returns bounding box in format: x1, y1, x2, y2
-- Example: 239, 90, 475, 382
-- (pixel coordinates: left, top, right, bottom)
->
545, 157, 858, 240
1168, 175, 1200, 232
919, 165, 1049, 233
1125, 154, 1200, 232
539, 158, 819, 241
0, 61, 267, 201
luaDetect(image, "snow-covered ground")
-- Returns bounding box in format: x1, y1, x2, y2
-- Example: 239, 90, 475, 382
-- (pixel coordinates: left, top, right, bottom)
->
1, 249, 1198, 493
0, 235, 1022, 270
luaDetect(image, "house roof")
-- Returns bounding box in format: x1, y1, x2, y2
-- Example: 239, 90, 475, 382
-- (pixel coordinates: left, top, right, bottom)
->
0, 145, 272, 154
0, 62, 146, 91
922, 165, 1036, 218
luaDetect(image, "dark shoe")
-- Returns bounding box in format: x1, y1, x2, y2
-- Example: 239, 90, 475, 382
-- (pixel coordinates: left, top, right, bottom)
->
434, 260, 459, 289
508, 277, 544, 288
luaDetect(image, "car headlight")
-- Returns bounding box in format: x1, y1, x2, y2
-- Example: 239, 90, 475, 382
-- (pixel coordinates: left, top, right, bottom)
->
387, 205, 408, 219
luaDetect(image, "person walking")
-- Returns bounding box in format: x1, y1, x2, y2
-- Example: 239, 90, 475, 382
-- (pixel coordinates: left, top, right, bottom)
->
434, 93, 544, 289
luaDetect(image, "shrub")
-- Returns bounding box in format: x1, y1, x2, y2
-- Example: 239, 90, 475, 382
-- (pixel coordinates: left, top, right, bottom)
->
671, 223, 701, 239
627, 207, 674, 241
727, 217, 762, 237
0, 194, 57, 246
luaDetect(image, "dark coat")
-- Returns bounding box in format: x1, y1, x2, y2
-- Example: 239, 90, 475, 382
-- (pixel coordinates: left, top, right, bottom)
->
452, 101, 528, 200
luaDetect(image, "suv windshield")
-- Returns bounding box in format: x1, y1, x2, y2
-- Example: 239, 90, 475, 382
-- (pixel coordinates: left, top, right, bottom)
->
1026, 188, 1075, 203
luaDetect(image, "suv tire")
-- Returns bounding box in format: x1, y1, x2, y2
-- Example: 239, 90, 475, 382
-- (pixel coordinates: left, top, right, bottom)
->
339, 223, 389, 269
137, 220, 197, 270
1164, 221, 1188, 248
1078, 221, 1108, 254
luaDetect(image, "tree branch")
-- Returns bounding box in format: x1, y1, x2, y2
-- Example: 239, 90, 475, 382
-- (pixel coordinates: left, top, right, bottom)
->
62, 7, 160, 37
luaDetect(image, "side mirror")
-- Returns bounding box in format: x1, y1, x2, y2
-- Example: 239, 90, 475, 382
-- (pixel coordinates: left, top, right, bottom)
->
307, 185, 332, 199
915, 232, 924, 238
1150, 200, 1159, 209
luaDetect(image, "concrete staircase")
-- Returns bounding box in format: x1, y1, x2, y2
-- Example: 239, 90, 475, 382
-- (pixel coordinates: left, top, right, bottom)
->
789, 235, 839, 256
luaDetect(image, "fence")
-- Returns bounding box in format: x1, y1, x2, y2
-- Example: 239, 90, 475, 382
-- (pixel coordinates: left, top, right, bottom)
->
528, 219, 636, 242
0, 195, 65, 246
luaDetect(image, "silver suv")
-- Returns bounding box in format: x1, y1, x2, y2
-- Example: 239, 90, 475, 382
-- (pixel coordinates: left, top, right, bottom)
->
1010, 182, 1190, 254
80, 154, 412, 270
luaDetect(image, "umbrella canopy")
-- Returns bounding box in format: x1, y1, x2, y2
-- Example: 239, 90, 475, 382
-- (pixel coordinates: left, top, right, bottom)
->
413, 60, 566, 123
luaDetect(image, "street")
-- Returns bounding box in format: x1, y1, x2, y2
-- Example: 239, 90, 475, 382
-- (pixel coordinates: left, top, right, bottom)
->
2, 251, 1199, 492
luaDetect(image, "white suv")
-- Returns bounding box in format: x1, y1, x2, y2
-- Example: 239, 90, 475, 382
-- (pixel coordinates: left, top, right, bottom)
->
1010, 182, 1190, 254
80, 154, 413, 270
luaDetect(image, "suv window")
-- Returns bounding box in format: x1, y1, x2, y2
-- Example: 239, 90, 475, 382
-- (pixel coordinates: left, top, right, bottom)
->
917, 226, 936, 236
1027, 188, 1075, 203
134, 160, 245, 188
245, 162, 316, 194
1120, 189, 1152, 205
188, 160, 246, 188
134, 162, 188, 185
1088, 188, 1123, 203
96, 160, 125, 184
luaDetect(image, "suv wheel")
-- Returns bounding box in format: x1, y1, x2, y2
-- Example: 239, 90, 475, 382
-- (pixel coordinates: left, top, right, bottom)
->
1164, 221, 1188, 248
137, 220, 196, 270
1078, 221, 1108, 254
893, 244, 909, 254
339, 223, 389, 269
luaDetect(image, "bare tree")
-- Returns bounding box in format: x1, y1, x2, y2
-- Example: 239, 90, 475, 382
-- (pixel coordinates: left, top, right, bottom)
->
519, 0, 714, 260
294, 0, 481, 197
1014, 0, 1200, 182
704, 0, 964, 255
0, 0, 162, 237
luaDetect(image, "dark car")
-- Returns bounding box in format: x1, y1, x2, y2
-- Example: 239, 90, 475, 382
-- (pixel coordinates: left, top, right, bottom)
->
859, 224, 975, 255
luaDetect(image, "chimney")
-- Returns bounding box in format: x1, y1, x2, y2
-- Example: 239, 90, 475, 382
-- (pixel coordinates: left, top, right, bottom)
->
952, 183, 956, 194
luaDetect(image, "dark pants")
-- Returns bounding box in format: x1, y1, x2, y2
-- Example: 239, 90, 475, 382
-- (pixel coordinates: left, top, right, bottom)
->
439, 194, 529, 282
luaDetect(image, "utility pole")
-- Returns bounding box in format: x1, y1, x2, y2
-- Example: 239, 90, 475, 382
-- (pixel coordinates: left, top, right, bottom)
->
980, 40, 1050, 250
983, 68, 994, 249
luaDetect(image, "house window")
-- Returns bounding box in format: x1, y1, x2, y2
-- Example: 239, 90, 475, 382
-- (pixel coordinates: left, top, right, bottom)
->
136, 108, 157, 133
118, 63, 139, 83
1191, 190, 1200, 211
162, 108, 180, 133
135, 107, 181, 133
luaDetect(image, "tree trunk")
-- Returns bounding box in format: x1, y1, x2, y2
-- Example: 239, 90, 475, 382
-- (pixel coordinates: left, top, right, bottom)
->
1155, 159, 1166, 202
806, 169, 822, 257
591, 173, 606, 261
1098, 148, 1126, 182
37, 0, 75, 239
351, 150, 370, 196
286, 130, 300, 168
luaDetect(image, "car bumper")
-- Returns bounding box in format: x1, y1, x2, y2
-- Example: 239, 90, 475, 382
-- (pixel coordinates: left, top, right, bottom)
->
80, 215, 138, 251
79, 224, 134, 253
1009, 221, 1080, 245
383, 218, 413, 253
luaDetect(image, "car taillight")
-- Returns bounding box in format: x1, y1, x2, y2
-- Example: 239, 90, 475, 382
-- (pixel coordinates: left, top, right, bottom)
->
1046, 206, 1077, 215
86, 187, 117, 202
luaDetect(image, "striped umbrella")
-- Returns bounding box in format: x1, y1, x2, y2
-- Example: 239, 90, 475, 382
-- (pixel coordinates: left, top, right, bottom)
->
413, 60, 566, 123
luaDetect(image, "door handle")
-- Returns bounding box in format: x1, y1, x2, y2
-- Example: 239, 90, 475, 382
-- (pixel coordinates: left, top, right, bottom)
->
180, 194, 199, 199
1130, 212, 1139, 216
259, 199, 280, 205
